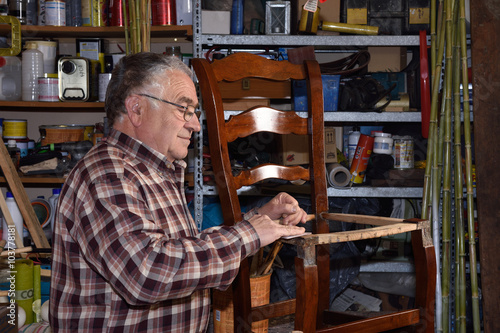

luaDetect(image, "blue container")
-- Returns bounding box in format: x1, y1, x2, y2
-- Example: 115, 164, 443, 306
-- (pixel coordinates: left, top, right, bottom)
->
293, 74, 340, 111
230, 0, 244, 35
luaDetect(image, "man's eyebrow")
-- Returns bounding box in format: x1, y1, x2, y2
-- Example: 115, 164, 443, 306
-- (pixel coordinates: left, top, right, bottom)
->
178, 96, 198, 108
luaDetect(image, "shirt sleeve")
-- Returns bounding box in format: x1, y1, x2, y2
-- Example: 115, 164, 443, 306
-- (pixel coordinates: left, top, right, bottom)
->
70, 177, 260, 306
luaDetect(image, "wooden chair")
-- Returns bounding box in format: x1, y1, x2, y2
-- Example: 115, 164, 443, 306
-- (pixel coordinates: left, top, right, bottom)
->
192, 52, 436, 333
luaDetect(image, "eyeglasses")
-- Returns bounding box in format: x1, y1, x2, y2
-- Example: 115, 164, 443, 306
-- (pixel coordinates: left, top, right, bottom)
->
138, 93, 197, 122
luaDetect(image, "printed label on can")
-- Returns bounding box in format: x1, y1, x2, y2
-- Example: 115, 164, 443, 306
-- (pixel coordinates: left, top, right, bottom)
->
38, 77, 59, 101
45, 0, 66, 26
394, 138, 414, 169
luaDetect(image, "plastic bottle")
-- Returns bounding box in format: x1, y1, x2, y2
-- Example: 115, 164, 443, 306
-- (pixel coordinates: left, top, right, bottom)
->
230, 0, 244, 35
48, 188, 61, 231
22, 42, 44, 101
7, 139, 20, 169
3, 192, 24, 249
0, 56, 22, 101
348, 126, 361, 167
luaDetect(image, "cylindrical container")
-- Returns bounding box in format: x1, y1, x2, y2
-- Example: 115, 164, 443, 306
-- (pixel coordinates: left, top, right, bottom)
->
2, 119, 27, 139
14, 259, 34, 325
230, 0, 244, 34
349, 134, 374, 184
393, 135, 414, 169
71, 0, 83, 26
16, 138, 29, 158
45, 0, 66, 26
22, 42, 44, 101
109, 0, 126, 26
39, 124, 85, 145
48, 188, 61, 231
98, 73, 111, 102
9, 0, 27, 24
151, 0, 176, 26
326, 163, 351, 187
298, 5, 320, 34
373, 132, 393, 155
3, 192, 24, 249
6, 140, 20, 169
165, 46, 182, 60
31, 40, 58, 74
348, 126, 361, 167
0, 56, 22, 101
65, 0, 73, 25
38, 73, 59, 101
26, 0, 38, 24
38, 0, 46, 25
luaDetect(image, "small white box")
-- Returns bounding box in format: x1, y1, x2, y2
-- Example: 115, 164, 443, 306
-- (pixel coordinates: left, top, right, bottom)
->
202, 10, 231, 34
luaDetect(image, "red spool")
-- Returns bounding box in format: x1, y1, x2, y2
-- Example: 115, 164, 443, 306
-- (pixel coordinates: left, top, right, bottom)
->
151, 0, 176, 26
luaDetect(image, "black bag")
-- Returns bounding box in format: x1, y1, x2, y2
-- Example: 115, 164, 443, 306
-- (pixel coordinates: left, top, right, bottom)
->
338, 76, 397, 112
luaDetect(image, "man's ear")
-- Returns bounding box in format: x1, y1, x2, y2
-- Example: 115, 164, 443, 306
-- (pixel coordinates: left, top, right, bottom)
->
124, 95, 143, 127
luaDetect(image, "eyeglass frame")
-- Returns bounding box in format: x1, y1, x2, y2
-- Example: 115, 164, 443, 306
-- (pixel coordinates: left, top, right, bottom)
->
138, 93, 198, 122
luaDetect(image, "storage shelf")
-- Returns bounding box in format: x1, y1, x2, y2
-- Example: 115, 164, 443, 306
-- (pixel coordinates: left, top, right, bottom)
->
202, 34, 421, 47
0, 25, 192, 39
202, 185, 423, 198
224, 111, 422, 122
0, 101, 105, 112
0, 173, 66, 185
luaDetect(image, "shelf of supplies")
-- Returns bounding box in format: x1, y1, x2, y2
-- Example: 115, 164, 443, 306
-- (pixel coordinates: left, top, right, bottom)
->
0, 25, 192, 39
202, 184, 423, 198
202, 35, 421, 47
0, 101, 105, 112
223, 111, 422, 122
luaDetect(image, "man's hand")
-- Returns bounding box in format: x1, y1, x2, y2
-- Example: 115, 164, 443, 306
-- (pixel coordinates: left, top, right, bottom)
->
258, 192, 307, 226
248, 214, 306, 248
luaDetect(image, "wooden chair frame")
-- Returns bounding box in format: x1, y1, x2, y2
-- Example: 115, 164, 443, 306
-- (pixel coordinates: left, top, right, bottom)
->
192, 52, 436, 333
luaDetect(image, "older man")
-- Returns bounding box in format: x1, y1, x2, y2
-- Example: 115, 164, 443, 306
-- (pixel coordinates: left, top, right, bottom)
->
50, 52, 306, 332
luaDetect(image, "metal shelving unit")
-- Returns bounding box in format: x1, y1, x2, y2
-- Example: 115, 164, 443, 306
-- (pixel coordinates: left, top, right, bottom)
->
191, 0, 424, 229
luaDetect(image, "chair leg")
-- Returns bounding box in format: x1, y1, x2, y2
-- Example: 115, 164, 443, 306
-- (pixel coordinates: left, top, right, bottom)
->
295, 254, 319, 333
411, 227, 437, 333
233, 258, 253, 332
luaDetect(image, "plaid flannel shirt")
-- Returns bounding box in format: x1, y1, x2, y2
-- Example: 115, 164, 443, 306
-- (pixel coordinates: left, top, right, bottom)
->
50, 129, 260, 332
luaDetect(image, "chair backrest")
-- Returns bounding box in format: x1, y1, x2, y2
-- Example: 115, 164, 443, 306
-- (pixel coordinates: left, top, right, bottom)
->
192, 52, 329, 235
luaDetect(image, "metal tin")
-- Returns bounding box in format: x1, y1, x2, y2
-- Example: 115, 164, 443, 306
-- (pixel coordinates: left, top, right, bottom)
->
151, 0, 176, 26
109, 0, 125, 26
45, 0, 66, 26
38, 73, 59, 102
393, 135, 414, 169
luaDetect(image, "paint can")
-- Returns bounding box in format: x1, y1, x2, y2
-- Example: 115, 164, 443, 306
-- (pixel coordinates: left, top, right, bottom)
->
151, 0, 176, 26
393, 135, 414, 169
3, 119, 27, 139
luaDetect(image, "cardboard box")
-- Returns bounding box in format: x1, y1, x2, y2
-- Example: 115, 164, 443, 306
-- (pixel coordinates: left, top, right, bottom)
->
278, 127, 337, 165
201, 11, 231, 34
298, 0, 341, 23
368, 47, 408, 72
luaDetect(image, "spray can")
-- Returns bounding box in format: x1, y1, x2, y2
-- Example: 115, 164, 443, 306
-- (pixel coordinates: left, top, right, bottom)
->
348, 126, 361, 167
349, 134, 374, 184
48, 188, 61, 231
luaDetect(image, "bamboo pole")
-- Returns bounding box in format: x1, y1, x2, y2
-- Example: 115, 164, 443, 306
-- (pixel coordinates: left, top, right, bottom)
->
458, 0, 480, 331
452, 8, 466, 331
122, 0, 130, 54
135, 0, 141, 53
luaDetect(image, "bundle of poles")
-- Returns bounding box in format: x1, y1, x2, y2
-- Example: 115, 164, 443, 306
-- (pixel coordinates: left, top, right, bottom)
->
421, 0, 480, 332
122, 0, 151, 54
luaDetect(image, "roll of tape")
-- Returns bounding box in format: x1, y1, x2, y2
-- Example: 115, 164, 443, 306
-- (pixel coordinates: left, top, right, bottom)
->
326, 163, 351, 187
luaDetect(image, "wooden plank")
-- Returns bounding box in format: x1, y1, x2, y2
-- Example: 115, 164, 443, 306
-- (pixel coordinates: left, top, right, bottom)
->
0, 143, 50, 249
321, 212, 405, 226
470, 1, 500, 332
